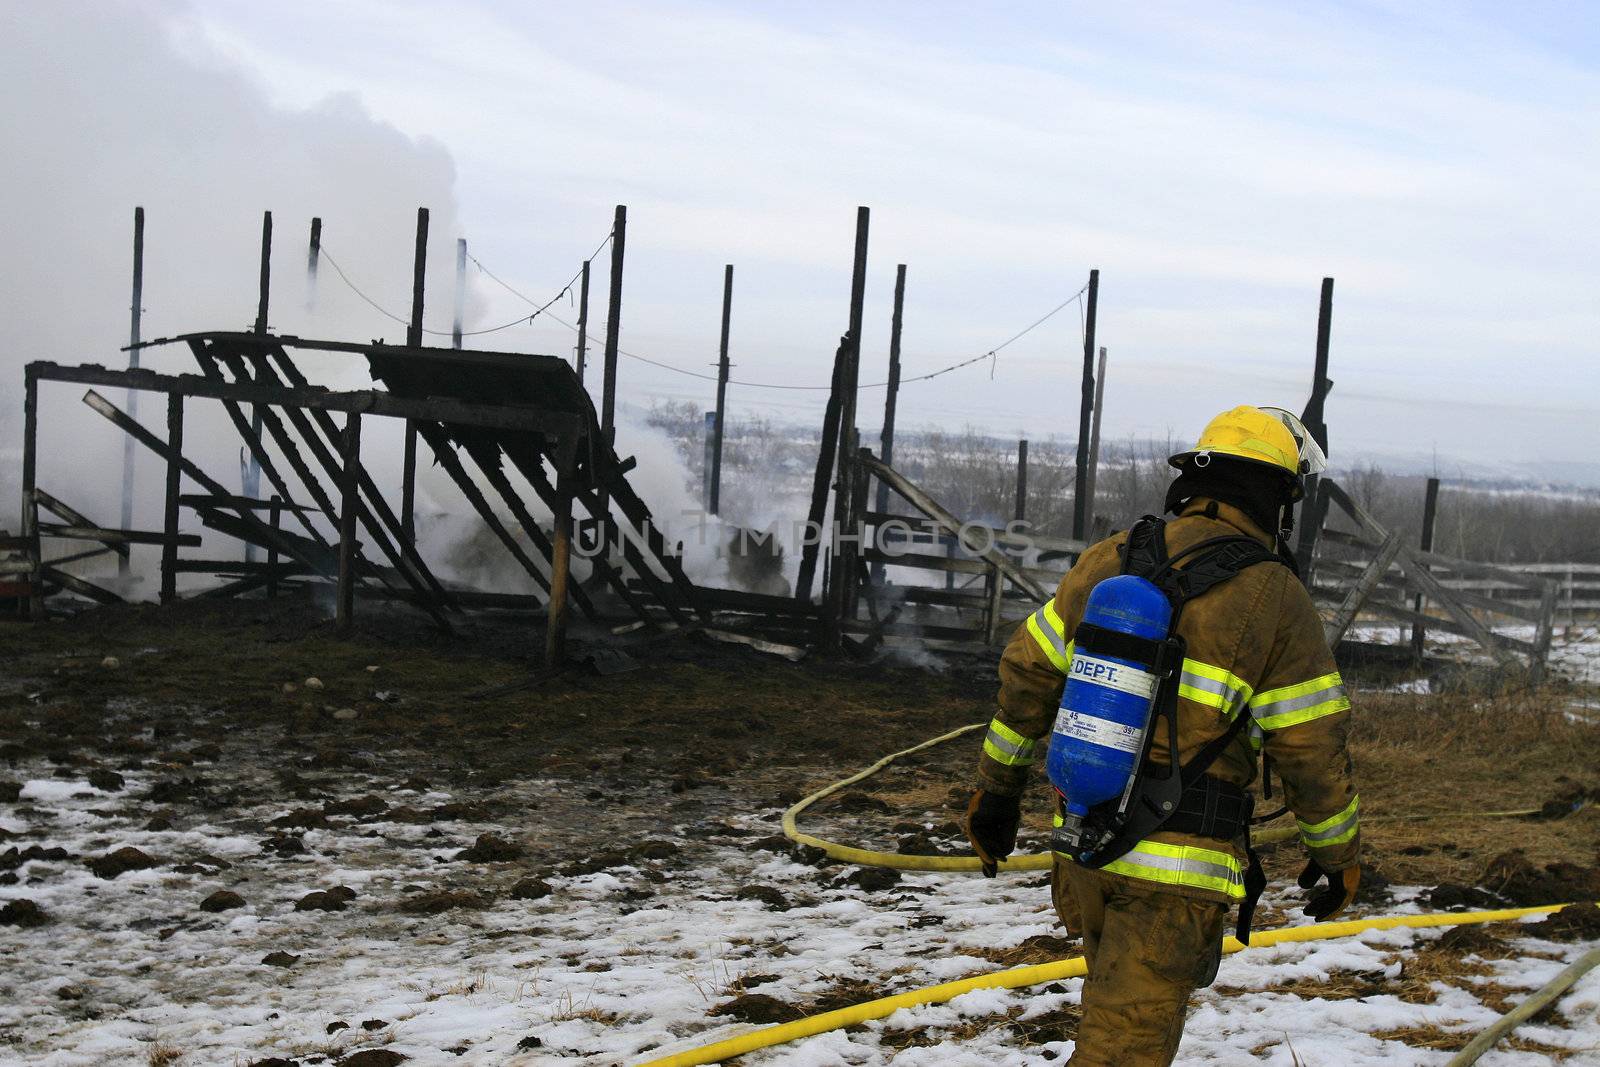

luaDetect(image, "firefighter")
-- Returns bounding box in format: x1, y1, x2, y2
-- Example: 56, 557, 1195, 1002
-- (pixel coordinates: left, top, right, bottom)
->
965, 405, 1361, 1067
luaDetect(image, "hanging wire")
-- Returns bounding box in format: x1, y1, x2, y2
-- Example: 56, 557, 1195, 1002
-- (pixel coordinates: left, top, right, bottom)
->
321, 234, 1090, 393
537, 277, 1092, 391
318, 229, 613, 339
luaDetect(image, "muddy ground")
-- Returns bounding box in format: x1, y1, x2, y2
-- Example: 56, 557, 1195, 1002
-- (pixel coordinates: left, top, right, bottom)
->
3, 592, 1599, 1064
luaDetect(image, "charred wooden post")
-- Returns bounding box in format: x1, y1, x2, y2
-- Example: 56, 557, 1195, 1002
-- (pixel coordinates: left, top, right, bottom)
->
22, 365, 42, 620
575, 259, 591, 383
544, 467, 575, 669
306, 217, 321, 311
1410, 476, 1441, 662
246, 211, 273, 561
267, 494, 281, 598
845, 438, 869, 620
161, 392, 184, 603
1072, 269, 1100, 540
702, 411, 716, 509
254, 210, 273, 335
336, 412, 362, 633
600, 205, 627, 465
709, 264, 733, 516
825, 207, 870, 645
874, 263, 906, 521
120, 205, 145, 573
796, 335, 848, 603
1015, 440, 1029, 525
452, 237, 467, 350
1296, 277, 1335, 574
402, 206, 429, 546
985, 559, 1006, 645
1085, 346, 1107, 531
869, 264, 906, 586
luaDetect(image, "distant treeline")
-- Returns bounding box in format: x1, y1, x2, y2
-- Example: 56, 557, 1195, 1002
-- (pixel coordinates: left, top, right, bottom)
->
645, 402, 1600, 565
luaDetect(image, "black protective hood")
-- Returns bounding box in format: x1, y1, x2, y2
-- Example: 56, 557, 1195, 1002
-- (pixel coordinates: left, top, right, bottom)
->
1165, 457, 1297, 539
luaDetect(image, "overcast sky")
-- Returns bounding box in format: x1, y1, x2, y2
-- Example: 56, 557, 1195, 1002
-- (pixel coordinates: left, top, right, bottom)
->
5, 1, 1598, 495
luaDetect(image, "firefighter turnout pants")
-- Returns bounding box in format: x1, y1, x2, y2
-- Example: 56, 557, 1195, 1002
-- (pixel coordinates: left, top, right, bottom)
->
1052, 859, 1229, 1067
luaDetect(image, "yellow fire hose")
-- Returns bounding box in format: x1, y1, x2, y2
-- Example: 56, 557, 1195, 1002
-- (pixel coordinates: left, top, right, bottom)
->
782, 721, 1578, 871
674, 728, 1595, 1066
635, 901, 1595, 1067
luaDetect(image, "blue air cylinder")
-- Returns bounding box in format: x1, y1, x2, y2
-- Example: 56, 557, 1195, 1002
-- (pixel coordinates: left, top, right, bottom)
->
1046, 575, 1172, 846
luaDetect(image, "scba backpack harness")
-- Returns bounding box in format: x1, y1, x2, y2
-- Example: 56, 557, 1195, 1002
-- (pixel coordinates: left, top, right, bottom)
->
1047, 513, 1286, 942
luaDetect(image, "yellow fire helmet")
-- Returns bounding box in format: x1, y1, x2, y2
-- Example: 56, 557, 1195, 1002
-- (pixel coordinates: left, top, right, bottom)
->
1169, 405, 1328, 497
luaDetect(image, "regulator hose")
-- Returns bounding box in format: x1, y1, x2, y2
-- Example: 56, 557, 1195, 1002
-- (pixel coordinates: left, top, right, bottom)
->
635, 901, 1594, 1067
783, 722, 1581, 871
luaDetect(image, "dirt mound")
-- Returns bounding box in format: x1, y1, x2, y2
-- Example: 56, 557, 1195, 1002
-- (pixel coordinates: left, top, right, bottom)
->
296, 886, 357, 912
1434, 924, 1510, 957
1481, 849, 1600, 905
1522, 902, 1600, 942
454, 833, 522, 862
0, 898, 48, 927
200, 889, 246, 913
734, 884, 791, 911
396, 889, 492, 915
709, 992, 803, 1024
86, 846, 158, 879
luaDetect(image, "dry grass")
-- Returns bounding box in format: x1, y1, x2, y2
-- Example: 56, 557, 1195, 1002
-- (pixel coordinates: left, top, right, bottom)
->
545, 989, 619, 1026
1369, 1024, 1581, 1058
144, 1039, 181, 1067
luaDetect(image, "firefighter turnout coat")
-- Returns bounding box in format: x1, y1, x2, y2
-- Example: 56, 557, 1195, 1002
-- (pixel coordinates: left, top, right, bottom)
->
977, 498, 1361, 904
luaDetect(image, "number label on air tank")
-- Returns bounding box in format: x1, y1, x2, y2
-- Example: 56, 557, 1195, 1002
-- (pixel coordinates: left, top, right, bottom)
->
1067, 653, 1158, 698
1052, 709, 1143, 754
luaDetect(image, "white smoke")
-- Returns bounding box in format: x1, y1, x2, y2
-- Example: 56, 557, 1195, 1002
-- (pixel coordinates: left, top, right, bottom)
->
0, 2, 475, 594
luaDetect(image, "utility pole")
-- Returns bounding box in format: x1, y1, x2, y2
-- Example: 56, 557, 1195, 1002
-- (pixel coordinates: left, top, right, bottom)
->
574, 259, 590, 384
306, 217, 321, 311
119, 206, 144, 574
1072, 269, 1100, 541
709, 264, 733, 516
401, 207, 429, 546
452, 237, 467, 349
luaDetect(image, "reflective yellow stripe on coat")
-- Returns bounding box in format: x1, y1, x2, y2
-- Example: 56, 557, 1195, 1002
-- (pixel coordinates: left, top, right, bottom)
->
1248, 671, 1350, 730
1298, 794, 1360, 850
1026, 600, 1071, 673
982, 718, 1036, 767
1052, 812, 1246, 900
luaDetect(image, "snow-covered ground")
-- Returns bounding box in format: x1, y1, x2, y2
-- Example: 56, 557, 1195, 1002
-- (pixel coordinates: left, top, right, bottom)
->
5, 756, 1599, 1066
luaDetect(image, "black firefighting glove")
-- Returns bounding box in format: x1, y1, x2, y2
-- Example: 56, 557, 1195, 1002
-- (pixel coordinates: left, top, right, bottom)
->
1298, 858, 1361, 921
965, 788, 1022, 878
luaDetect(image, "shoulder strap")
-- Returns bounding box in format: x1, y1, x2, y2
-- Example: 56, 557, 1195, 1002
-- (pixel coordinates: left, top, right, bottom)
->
1118, 515, 1168, 578
1151, 536, 1278, 614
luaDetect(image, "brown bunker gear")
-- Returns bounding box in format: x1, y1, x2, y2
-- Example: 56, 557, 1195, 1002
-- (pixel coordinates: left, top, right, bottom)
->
974, 497, 1360, 1065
